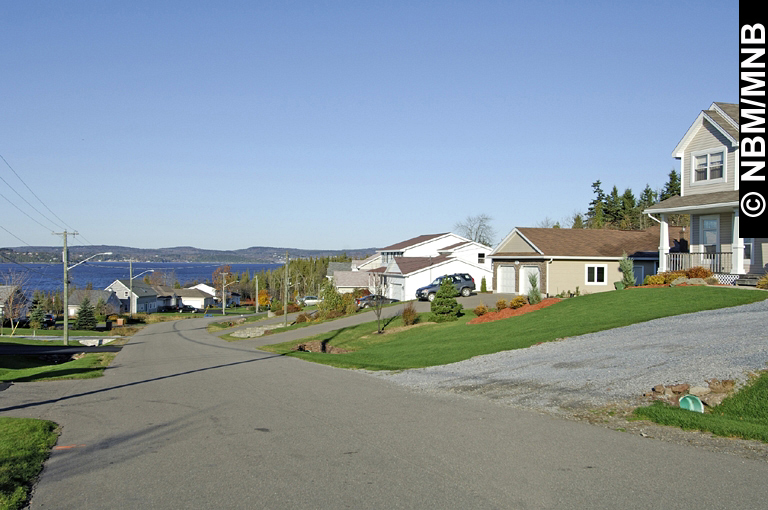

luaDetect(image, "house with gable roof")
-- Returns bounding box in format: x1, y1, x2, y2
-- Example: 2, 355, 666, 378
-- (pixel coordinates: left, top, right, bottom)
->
489, 225, 685, 296
372, 233, 492, 301
644, 102, 767, 283
105, 280, 158, 314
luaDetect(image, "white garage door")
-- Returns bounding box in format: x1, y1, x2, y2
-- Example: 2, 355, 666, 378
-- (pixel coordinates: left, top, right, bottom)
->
521, 266, 541, 295
390, 283, 403, 301
498, 266, 516, 293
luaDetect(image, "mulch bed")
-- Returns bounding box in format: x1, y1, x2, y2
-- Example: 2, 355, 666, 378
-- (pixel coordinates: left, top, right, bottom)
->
468, 298, 561, 324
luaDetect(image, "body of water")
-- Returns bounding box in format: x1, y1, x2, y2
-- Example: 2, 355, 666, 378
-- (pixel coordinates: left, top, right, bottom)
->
0, 262, 282, 294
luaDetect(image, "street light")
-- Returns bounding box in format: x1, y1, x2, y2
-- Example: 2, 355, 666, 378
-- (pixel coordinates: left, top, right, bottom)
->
128, 263, 154, 316
63, 251, 112, 346
219, 273, 239, 315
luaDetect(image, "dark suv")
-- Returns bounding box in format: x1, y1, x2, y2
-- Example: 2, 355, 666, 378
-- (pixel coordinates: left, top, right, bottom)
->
416, 273, 475, 301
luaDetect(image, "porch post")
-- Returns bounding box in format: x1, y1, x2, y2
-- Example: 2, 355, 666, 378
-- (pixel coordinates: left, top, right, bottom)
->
732, 208, 745, 275
658, 214, 670, 273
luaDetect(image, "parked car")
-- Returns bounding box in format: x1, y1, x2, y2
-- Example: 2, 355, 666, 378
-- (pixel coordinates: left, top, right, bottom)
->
179, 305, 198, 313
299, 296, 322, 306
355, 294, 398, 309
43, 314, 56, 327
415, 273, 476, 301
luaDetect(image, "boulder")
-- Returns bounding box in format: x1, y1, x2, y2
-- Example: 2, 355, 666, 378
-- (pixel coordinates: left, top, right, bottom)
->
689, 386, 711, 397
669, 383, 690, 394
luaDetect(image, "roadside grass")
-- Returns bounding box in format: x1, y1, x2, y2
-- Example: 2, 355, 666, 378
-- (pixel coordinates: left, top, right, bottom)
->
207, 314, 267, 333
0, 417, 59, 510
0, 337, 130, 383
259, 286, 768, 371
0, 328, 106, 338
633, 371, 768, 443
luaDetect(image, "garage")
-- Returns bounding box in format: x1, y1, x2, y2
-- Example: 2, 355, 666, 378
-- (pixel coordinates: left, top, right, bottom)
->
497, 265, 516, 293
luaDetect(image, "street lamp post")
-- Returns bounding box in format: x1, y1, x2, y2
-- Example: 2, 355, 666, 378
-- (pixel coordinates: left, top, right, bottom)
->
128, 260, 154, 316
59, 246, 112, 346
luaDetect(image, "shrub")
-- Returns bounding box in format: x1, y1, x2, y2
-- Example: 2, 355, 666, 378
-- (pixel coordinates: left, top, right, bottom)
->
619, 253, 635, 288
657, 271, 687, 284
480, 277, 487, 293
527, 273, 542, 305
429, 277, 462, 322
757, 274, 768, 290
73, 297, 98, 331
705, 276, 719, 285
402, 302, 419, 325
509, 296, 527, 309
643, 274, 666, 285
342, 293, 357, 315
473, 304, 488, 316
686, 266, 713, 279
318, 279, 344, 315
495, 299, 507, 310
29, 303, 46, 329
295, 312, 312, 323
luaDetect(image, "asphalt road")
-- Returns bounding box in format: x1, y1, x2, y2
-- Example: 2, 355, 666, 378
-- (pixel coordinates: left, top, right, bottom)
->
2, 305, 768, 509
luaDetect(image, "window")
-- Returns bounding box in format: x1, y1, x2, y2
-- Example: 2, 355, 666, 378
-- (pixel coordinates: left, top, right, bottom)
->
744, 238, 753, 261
585, 264, 607, 285
700, 216, 719, 254
691, 148, 726, 184
478, 253, 485, 264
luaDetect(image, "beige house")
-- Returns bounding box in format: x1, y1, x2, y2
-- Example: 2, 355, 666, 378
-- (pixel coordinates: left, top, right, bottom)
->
489, 226, 684, 296
644, 102, 767, 283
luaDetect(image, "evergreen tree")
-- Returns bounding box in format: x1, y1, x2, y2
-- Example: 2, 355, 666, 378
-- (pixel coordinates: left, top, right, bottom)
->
619, 253, 636, 288
638, 184, 658, 229
527, 272, 542, 305
619, 188, 638, 229
73, 296, 98, 331
587, 180, 606, 227
29, 302, 47, 329
571, 213, 585, 229
660, 169, 681, 201
429, 277, 462, 322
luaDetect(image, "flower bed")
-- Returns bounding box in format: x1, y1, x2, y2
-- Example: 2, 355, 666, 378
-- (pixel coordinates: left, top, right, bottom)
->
468, 298, 561, 324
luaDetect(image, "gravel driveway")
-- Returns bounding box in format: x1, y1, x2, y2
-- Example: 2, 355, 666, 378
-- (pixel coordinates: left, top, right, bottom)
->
367, 298, 768, 414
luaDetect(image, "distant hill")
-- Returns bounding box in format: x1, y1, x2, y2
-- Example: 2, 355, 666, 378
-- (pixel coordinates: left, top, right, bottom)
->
0, 245, 376, 264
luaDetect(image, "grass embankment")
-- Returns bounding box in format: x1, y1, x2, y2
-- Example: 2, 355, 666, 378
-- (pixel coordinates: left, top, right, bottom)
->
0, 336, 130, 383
259, 286, 768, 371
0, 418, 59, 510
634, 371, 768, 443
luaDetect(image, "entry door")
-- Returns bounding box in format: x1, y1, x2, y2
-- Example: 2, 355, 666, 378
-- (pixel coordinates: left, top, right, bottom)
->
498, 266, 516, 293
520, 266, 541, 295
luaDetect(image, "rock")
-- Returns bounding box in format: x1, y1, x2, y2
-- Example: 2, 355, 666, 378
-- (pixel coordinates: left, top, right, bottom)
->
652, 384, 666, 393
689, 386, 711, 396
670, 277, 688, 286
707, 379, 735, 393
669, 383, 690, 394
701, 393, 728, 407
686, 278, 708, 286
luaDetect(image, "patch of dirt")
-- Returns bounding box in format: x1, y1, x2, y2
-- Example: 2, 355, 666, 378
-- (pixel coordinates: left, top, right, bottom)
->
293, 340, 352, 354
468, 298, 561, 324
360, 322, 436, 339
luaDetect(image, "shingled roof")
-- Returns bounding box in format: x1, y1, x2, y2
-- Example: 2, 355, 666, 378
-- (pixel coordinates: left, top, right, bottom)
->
494, 225, 685, 258
379, 233, 450, 252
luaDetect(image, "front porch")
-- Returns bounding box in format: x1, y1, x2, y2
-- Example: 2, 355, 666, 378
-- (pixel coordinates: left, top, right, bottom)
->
666, 251, 732, 274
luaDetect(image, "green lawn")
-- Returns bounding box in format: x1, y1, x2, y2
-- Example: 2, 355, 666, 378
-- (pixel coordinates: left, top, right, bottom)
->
259, 286, 768, 371
634, 371, 768, 442
0, 417, 59, 510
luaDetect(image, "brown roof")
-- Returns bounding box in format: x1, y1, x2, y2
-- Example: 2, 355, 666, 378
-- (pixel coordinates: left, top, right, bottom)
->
439, 241, 470, 251
495, 225, 684, 258
644, 190, 739, 212
385, 255, 450, 275
704, 108, 738, 141
332, 271, 371, 287
379, 233, 450, 252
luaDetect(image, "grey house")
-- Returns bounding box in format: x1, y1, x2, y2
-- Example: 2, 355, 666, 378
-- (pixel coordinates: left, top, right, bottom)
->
68, 289, 124, 317
105, 280, 158, 314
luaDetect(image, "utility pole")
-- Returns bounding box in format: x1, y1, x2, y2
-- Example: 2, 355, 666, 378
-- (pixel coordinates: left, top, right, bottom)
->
221, 272, 229, 315
254, 274, 259, 313
53, 230, 78, 346
129, 260, 133, 317
284, 251, 289, 328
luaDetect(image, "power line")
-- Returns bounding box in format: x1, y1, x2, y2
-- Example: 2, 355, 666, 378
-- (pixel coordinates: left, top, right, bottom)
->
0, 153, 96, 246
0, 153, 72, 230
0, 224, 32, 246
0, 191, 54, 232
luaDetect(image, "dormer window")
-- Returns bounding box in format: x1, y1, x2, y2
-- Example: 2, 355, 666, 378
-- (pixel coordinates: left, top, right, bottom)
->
691, 148, 726, 184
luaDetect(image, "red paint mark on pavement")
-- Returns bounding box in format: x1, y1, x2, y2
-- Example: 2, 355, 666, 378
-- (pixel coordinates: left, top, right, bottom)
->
53, 444, 86, 450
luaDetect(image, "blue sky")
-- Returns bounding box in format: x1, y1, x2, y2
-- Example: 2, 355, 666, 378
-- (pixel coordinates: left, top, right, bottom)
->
1, 1, 738, 251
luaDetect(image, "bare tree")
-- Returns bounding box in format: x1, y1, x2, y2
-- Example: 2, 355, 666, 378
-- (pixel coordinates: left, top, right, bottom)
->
368, 272, 389, 334
1, 270, 30, 336
454, 214, 496, 246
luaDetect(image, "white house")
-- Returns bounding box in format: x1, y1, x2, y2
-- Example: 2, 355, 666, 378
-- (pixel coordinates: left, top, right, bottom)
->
372, 233, 493, 301
105, 280, 158, 314
175, 288, 215, 310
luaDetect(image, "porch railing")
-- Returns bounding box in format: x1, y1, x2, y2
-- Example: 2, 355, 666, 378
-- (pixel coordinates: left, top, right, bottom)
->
666, 252, 732, 273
